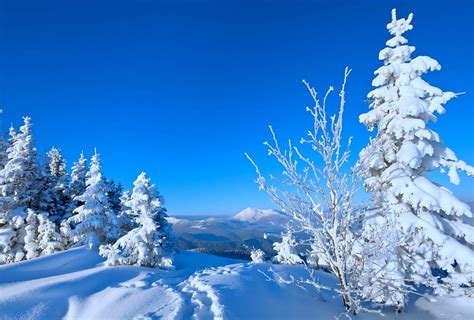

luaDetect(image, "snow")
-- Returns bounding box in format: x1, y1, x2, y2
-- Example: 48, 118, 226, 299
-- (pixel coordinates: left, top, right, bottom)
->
0, 247, 472, 320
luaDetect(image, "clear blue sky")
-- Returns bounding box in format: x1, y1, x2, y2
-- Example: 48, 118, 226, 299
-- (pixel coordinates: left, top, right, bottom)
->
1, 0, 473, 215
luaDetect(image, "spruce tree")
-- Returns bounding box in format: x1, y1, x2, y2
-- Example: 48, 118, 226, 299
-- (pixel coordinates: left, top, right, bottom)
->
99, 172, 174, 268
117, 190, 137, 235
37, 214, 64, 256
0, 215, 27, 264
359, 9, 474, 304
0, 117, 41, 217
39, 147, 70, 224
0, 133, 9, 171
272, 232, 303, 265
106, 178, 123, 214
67, 151, 119, 248
23, 211, 40, 259
66, 152, 87, 219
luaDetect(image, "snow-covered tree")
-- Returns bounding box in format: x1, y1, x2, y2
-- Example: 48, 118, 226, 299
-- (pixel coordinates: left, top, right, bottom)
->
99, 172, 174, 268
66, 152, 87, 218
0, 117, 41, 217
24, 210, 40, 259
250, 248, 266, 263
116, 190, 137, 234
0, 134, 9, 170
106, 178, 123, 214
37, 214, 64, 256
59, 219, 73, 248
272, 232, 303, 265
39, 147, 70, 224
247, 69, 390, 313
359, 9, 474, 306
67, 151, 119, 248
0, 215, 27, 264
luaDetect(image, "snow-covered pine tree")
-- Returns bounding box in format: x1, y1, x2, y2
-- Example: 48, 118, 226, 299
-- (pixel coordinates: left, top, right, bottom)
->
359, 9, 474, 304
59, 219, 73, 249
39, 147, 70, 224
37, 214, 64, 256
0, 133, 9, 171
116, 190, 137, 235
65, 152, 87, 219
67, 151, 119, 248
0, 215, 27, 264
272, 232, 303, 265
0, 117, 41, 217
250, 248, 266, 263
99, 172, 174, 268
24, 210, 40, 259
106, 178, 123, 214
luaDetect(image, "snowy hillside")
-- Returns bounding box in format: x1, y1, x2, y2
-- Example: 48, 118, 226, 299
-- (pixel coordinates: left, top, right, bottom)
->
0, 247, 472, 320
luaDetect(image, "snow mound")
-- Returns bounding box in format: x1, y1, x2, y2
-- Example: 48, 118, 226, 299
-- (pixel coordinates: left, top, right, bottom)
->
0, 247, 472, 319
230, 208, 284, 223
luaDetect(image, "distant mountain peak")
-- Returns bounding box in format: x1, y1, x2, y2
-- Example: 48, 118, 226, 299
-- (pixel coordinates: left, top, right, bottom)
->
231, 208, 283, 223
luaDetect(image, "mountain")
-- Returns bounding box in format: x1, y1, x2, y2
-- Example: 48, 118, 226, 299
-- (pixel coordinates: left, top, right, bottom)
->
168, 208, 290, 259
230, 208, 287, 223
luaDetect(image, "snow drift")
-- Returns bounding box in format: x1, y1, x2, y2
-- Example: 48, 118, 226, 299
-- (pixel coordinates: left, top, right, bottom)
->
0, 247, 472, 320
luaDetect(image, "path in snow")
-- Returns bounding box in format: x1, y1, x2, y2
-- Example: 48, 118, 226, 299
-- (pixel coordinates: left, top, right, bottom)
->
178, 265, 243, 320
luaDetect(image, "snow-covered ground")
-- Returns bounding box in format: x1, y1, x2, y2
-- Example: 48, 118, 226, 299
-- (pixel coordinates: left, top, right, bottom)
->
0, 247, 472, 320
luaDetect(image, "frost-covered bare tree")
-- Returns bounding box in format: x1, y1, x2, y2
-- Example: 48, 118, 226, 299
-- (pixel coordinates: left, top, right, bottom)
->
246, 68, 394, 313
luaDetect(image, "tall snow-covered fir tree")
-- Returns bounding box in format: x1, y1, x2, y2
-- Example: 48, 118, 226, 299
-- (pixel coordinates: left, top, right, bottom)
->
67, 151, 119, 248
116, 190, 137, 234
65, 152, 87, 218
106, 178, 123, 214
359, 9, 474, 304
0, 117, 41, 217
0, 134, 9, 171
99, 172, 174, 268
39, 147, 70, 224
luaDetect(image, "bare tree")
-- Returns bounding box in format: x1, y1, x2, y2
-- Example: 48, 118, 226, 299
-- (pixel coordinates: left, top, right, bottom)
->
246, 68, 389, 314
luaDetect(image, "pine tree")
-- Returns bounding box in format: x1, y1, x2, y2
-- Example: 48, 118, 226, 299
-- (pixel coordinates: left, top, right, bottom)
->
106, 178, 123, 214
99, 172, 174, 268
0, 215, 27, 264
0, 117, 41, 218
66, 152, 87, 219
24, 210, 40, 259
272, 232, 303, 265
250, 248, 265, 263
359, 9, 474, 304
0, 133, 9, 171
117, 190, 137, 235
37, 214, 64, 256
67, 151, 119, 248
59, 219, 73, 249
39, 147, 70, 224
0, 219, 18, 264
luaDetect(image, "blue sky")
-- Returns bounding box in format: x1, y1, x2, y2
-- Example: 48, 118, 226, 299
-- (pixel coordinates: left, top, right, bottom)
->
1, 0, 473, 215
